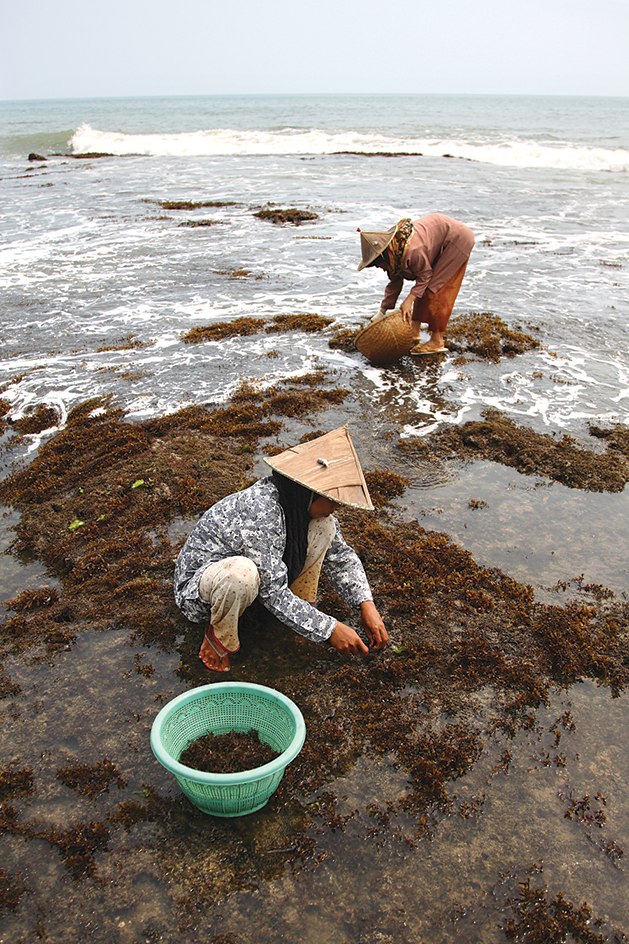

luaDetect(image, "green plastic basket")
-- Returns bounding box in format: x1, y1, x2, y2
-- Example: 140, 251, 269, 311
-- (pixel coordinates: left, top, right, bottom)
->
150, 682, 306, 817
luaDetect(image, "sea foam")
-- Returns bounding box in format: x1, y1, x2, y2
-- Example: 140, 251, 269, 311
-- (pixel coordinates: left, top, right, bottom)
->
69, 124, 629, 173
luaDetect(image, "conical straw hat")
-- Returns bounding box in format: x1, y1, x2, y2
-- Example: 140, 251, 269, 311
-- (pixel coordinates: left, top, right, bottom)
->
357, 223, 397, 271
264, 425, 373, 510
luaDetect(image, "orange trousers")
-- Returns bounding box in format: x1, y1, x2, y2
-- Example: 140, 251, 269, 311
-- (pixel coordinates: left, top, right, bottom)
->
411, 261, 468, 333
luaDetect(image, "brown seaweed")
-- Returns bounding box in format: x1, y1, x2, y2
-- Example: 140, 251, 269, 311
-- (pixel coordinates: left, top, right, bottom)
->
179, 730, 279, 774
55, 759, 126, 800
182, 317, 265, 344
428, 409, 629, 491
146, 200, 238, 210
182, 313, 333, 345
253, 207, 318, 225
0, 867, 28, 915
1, 373, 629, 929
265, 313, 333, 334
446, 311, 540, 361
0, 767, 35, 802
31, 820, 111, 880
505, 880, 606, 943
328, 327, 361, 352
10, 406, 60, 434
333, 151, 423, 157
178, 219, 226, 228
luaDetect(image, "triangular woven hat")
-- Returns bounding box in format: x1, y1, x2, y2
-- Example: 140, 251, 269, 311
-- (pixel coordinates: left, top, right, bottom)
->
357, 223, 397, 270
264, 425, 374, 510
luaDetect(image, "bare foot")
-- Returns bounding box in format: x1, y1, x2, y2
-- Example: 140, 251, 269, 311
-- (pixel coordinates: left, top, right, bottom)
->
199, 630, 230, 672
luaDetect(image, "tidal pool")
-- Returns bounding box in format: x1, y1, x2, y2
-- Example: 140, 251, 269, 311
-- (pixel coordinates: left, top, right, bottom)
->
1, 626, 627, 943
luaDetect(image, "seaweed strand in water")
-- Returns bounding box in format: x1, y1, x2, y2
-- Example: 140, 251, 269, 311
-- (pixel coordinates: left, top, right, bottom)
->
505, 879, 606, 943
253, 207, 318, 224
182, 312, 333, 344
55, 759, 126, 800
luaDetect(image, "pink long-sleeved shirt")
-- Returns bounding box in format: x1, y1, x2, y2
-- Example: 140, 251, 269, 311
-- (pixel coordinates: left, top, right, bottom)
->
381, 213, 475, 311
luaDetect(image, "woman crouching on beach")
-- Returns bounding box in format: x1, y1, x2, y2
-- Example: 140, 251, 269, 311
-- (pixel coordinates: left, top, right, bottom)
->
173, 426, 388, 672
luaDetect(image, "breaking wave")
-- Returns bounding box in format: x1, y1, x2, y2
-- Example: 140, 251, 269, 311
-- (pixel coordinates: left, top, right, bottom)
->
69, 124, 629, 173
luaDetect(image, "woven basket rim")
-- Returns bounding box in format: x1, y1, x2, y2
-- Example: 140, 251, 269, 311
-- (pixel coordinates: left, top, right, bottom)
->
355, 309, 413, 363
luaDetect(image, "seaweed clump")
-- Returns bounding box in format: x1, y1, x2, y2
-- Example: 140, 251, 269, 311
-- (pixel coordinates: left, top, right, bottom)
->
430, 409, 629, 492
179, 730, 279, 774
364, 469, 409, 507
55, 759, 126, 800
264, 313, 333, 334
446, 311, 540, 362
0, 398, 10, 433
0, 867, 28, 915
182, 317, 265, 344
264, 381, 347, 419
328, 327, 360, 352
178, 219, 225, 228
0, 767, 34, 802
334, 150, 422, 157
589, 423, 629, 460
182, 313, 333, 345
253, 207, 318, 225
504, 880, 606, 943
95, 334, 149, 353
70, 152, 114, 159
213, 267, 263, 280
145, 200, 238, 210
32, 820, 111, 880
9, 405, 60, 434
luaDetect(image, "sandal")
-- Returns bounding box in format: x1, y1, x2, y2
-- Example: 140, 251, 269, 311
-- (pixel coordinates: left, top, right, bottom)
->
409, 344, 447, 356
200, 624, 231, 672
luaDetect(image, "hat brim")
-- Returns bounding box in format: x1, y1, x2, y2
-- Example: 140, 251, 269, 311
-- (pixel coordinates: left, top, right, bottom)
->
263, 425, 373, 511
357, 224, 397, 271
265, 462, 373, 511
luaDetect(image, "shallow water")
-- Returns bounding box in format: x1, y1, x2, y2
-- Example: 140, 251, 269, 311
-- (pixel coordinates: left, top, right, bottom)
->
0, 505, 58, 604
1, 95, 628, 438
400, 461, 629, 601
217, 681, 629, 944
1, 620, 627, 943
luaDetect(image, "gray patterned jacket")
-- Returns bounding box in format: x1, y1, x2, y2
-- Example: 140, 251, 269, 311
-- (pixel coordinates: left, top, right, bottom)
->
173, 477, 373, 642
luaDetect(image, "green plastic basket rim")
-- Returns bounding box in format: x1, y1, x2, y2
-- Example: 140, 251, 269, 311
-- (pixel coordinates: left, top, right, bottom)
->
150, 681, 306, 786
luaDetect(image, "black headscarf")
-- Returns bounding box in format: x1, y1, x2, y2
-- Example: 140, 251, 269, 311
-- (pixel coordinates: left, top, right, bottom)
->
271, 470, 313, 585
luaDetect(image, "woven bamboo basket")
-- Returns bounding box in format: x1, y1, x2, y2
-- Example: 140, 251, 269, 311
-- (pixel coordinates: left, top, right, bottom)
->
354, 310, 415, 365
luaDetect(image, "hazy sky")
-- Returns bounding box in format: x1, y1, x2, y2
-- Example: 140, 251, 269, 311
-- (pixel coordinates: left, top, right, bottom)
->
2, 0, 628, 100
